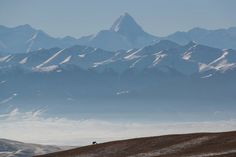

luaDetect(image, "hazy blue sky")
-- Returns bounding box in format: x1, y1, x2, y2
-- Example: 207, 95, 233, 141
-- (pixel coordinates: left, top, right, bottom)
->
0, 0, 236, 38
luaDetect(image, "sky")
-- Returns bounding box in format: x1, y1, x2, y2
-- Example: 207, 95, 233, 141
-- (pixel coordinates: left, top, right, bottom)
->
0, 0, 236, 38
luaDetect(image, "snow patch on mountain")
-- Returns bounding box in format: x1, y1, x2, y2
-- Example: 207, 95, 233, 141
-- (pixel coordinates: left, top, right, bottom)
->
36, 49, 64, 68
152, 51, 167, 66
198, 50, 236, 73
26, 32, 39, 52
124, 49, 142, 60
201, 74, 213, 79
182, 44, 198, 61
0, 55, 11, 62
34, 65, 59, 72
60, 56, 71, 64
129, 58, 142, 68
19, 57, 28, 64
93, 59, 114, 68
116, 90, 129, 95
78, 54, 86, 58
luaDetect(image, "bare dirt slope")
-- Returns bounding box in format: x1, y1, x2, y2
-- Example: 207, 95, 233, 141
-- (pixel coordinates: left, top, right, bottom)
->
34, 131, 236, 157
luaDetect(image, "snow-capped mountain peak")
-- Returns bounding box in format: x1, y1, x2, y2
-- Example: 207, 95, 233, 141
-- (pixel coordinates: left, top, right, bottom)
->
110, 13, 144, 36
76, 13, 158, 51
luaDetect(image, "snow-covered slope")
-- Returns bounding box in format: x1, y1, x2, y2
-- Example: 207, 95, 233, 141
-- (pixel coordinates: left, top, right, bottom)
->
0, 139, 64, 157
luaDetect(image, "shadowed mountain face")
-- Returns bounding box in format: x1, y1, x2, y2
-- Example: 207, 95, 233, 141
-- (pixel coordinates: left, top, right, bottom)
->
34, 131, 236, 157
0, 41, 236, 120
0, 139, 64, 157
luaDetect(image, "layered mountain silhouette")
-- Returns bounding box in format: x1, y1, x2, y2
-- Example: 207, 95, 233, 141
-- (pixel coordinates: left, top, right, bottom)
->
0, 13, 158, 53
1, 13, 236, 53
1, 40, 236, 119
1, 13, 236, 119
165, 27, 236, 49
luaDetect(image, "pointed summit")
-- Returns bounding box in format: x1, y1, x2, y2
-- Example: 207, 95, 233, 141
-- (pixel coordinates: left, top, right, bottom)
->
110, 13, 146, 39
77, 13, 158, 51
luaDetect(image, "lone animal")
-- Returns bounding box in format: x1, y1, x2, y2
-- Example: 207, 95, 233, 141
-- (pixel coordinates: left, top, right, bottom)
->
92, 141, 97, 145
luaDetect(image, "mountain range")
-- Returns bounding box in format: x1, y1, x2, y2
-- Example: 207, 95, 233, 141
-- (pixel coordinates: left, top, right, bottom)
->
1, 13, 236, 53
1, 40, 236, 75
0, 39, 236, 119
1, 13, 236, 120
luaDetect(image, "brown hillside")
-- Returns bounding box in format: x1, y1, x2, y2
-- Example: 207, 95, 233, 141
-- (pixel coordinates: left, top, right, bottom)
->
34, 131, 236, 157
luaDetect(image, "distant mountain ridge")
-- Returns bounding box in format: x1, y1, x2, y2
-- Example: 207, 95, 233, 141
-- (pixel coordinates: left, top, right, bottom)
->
165, 27, 236, 49
1, 13, 236, 53
0, 24, 79, 54
0, 13, 158, 53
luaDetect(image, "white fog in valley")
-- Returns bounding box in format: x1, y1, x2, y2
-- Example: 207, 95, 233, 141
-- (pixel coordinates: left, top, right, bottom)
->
0, 108, 236, 146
